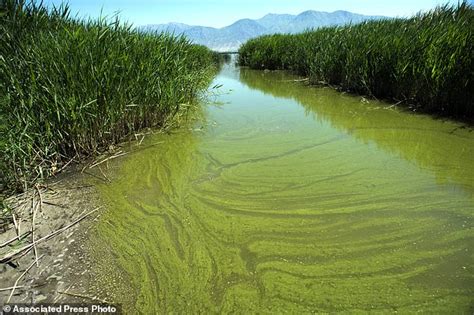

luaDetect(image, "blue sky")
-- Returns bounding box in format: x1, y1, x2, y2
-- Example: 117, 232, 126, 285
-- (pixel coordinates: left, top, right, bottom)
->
42, 0, 463, 28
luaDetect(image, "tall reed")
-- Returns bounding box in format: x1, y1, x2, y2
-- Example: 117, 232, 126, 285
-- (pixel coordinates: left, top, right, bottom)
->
0, 0, 218, 193
239, 3, 474, 119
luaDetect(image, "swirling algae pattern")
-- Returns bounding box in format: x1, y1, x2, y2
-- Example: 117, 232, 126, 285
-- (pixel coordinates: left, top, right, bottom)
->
90, 64, 473, 313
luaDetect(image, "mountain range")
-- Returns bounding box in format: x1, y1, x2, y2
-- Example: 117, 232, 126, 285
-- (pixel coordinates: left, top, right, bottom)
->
139, 10, 385, 52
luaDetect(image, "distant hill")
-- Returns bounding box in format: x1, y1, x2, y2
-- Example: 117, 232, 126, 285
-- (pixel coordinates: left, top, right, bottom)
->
140, 10, 385, 52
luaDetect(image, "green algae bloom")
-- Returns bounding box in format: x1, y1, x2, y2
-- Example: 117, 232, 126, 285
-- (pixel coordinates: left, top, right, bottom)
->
90, 64, 474, 313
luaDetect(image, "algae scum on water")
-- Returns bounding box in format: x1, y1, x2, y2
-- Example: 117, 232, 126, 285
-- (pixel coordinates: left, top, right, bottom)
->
90, 63, 474, 313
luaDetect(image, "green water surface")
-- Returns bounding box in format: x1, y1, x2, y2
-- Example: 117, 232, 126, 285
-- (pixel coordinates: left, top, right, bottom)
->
91, 62, 474, 313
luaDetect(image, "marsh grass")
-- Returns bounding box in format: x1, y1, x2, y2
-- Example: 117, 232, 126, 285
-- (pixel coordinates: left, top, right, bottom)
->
0, 0, 219, 193
239, 3, 473, 119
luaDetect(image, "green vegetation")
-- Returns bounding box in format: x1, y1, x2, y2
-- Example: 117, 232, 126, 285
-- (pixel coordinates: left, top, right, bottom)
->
0, 0, 219, 193
239, 3, 474, 119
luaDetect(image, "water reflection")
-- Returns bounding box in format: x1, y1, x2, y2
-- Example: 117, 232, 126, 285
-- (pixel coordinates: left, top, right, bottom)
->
239, 68, 474, 196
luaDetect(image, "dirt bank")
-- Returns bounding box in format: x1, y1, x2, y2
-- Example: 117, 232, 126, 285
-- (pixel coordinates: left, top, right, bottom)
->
0, 168, 108, 304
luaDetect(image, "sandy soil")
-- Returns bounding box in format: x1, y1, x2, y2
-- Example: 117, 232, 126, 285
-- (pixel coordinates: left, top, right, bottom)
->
0, 169, 106, 305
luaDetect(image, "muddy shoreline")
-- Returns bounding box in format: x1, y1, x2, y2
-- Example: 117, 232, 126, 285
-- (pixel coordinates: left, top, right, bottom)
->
0, 168, 108, 305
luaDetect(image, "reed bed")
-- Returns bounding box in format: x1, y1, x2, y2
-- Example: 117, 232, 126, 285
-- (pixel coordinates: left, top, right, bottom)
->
0, 0, 219, 193
239, 3, 474, 119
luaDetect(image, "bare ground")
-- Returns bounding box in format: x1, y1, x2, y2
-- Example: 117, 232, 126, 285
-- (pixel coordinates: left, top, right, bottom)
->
0, 169, 110, 305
